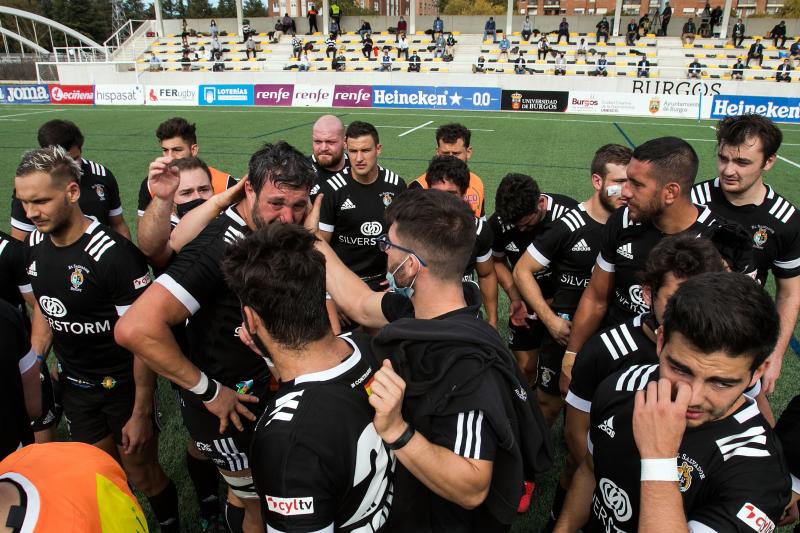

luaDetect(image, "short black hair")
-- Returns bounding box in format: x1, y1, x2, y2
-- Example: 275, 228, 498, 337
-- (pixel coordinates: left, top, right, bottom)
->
435, 123, 471, 147
591, 144, 633, 178
37, 120, 84, 151
495, 173, 541, 224
425, 156, 470, 196
172, 157, 211, 183
222, 224, 329, 350
640, 234, 724, 296
156, 117, 198, 146
632, 137, 699, 193
248, 141, 315, 195
345, 121, 379, 145
716, 114, 783, 164
662, 272, 779, 371
385, 188, 475, 281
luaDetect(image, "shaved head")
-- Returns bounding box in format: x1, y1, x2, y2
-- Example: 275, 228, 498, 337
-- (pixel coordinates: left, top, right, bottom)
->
312, 115, 346, 171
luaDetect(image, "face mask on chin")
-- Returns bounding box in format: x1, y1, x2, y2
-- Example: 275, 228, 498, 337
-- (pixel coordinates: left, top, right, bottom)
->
175, 197, 207, 218
385, 254, 418, 299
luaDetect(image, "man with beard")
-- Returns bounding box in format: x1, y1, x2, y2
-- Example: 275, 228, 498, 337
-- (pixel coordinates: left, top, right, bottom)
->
555, 273, 790, 533
309, 115, 350, 187
562, 137, 745, 392
115, 142, 315, 533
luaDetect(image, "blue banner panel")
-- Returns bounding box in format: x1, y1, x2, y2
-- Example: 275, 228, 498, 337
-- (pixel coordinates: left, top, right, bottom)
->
199, 84, 254, 106
711, 94, 800, 123
0, 84, 51, 104
372, 85, 501, 111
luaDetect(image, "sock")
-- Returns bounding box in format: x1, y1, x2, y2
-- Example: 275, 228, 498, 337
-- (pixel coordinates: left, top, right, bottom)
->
187, 451, 221, 520
541, 484, 568, 533
224, 500, 246, 533
147, 480, 180, 533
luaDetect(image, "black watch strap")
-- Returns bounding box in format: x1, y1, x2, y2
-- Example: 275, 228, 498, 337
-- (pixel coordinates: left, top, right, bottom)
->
385, 425, 415, 450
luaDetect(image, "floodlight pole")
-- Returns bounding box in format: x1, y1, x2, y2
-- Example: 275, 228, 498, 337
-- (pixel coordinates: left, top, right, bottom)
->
323, 0, 330, 36
612, 0, 623, 36
506, 0, 513, 35
153, 0, 165, 37
410, 0, 416, 35
719, 0, 732, 39
235, 0, 244, 37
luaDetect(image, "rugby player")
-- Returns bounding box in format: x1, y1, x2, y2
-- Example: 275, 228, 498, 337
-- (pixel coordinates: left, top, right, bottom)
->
222, 224, 394, 532
692, 114, 800, 398
10, 119, 130, 242
489, 173, 577, 385
309, 114, 350, 183
116, 141, 316, 533
555, 273, 791, 532
15, 146, 179, 532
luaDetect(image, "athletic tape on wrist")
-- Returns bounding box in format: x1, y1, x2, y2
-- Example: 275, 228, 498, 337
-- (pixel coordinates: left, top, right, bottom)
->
189, 372, 209, 395
641, 457, 679, 481
202, 380, 221, 404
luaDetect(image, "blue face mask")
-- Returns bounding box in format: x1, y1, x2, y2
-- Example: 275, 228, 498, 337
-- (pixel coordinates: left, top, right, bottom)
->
386, 255, 417, 299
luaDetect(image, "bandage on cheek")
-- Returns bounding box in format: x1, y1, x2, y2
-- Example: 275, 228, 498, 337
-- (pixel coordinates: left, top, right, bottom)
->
607, 185, 622, 197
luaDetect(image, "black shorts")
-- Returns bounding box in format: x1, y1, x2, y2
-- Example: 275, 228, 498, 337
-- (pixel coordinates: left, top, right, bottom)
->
507, 317, 546, 351
537, 334, 566, 396
179, 384, 268, 473
30, 367, 62, 432
61, 374, 136, 445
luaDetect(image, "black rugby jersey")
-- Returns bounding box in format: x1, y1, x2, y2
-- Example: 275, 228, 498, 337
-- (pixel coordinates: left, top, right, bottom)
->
526, 203, 604, 316
156, 205, 269, 388
251, 333, 394, 533
464, 216, 494, 277
317, 166, 406, 280
26, 221, 150, 382
692, 178, 800, 284
0, 299, 35, 459
597, 205, 721, 324
11, 158, 123, 233
0, 230, 31, 310
774, 394, 800, 493
309, 153, 351, 189
587, 365, 790, 533
566, 313, 655, 413
489, 193, 578, 299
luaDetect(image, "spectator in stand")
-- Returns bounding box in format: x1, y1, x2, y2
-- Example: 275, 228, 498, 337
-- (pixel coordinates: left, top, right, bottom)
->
626, 18, 639, 45
638, 13, 650, 36
576, 37, 588, 59
596, 16, 610, 43
776, 58, 792, 82
291, 35, 302, 58
770, 20, 787, 49
688, 57, 702, 78
446, 32, 456, 54
212, 50, 224, 71
245, 35, 257, 59
408, 49, 421, 72
181, 48, 191, 71
791, 37, 800, 65
396, 16, 407, 42
283, 13, 297, 36
148, 52, 162, 71
380, 49, 393, 71
660, 1, 672, 35
362, 33, 374, 59
746, 37, 764, 66
483, 16, 497, 43
211, 35, 221, 57
514, 51, 528, 74
329, 19, 340, 39
434, 33, 446, 58
181, 18, 189, 46
554, 51, 567, 75
307, 4, 319, 34
731, 56, 746, 79
330, 0, 341, 30
499, 34, 510, 61
538, 34, 550, 59
325, 33, 337, 58
595, 52, 608, 76
473, 55, 487, 73
711, 5, 723, 28
522, 16, 533, 41
699, 3, 712, 37
432, 16, 444, 41
358, 19, 372, 38
397, 32, 409, 60
681, 17, 697, 46
732, 18, 745, 48
271, 18, 285, 42
637, 55, 650, 77
210, 19, 218, 39
299, 49, 311, 71
241, 20, 255, 42
557, 17, 570, 44
332, 47, 347, 71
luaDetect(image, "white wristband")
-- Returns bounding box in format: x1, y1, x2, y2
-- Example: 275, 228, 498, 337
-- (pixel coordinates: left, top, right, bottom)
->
641, 458, 679, 482
189, 371, 209, 395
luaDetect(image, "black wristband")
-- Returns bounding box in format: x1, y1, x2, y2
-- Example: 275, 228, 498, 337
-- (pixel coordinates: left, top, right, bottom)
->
199, 378, 219, 403
385, 424, 415, 450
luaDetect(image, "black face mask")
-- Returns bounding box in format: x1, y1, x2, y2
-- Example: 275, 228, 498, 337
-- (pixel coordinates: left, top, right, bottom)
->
175, 197, 207, 219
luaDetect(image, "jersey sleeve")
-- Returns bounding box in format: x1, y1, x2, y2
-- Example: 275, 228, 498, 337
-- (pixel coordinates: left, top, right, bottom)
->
775, 395, 800, 489
488, 215, 506, 258
598, 208, 624, 272
318, 182, 337, 234
408, 180, 423, 191
137, 178, 151, 216
10, 191, 35, 233
475, 218, 494, 264
105, 240, 152, 315
0, 235, 32, 295
380, 292, 413, 322
773, 217, 800, 279
428, 410, 497, 461
566, 334, 607, 413
527, 220, 568, 268
226, 175, 238, 189
104, 169, 124, 217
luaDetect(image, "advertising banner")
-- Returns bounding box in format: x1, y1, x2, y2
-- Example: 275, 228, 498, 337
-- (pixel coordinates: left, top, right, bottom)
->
567, 91, 711, 119
0, 84, 50, 104
372, 85, 501, 111
292, 84, 334, 107
95, 85, 144, 105
254, 84, 294, 106
710, 95, 800, 123
49, 84, 94, 105
145, 85, 198, 106
199, 85, 253, 106
333, 85, 373, 108
500, 90, 568, 112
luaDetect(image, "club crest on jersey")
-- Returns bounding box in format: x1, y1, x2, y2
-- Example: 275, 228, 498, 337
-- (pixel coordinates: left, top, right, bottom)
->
101, 376, 117, 389
540, 367, 554, 387
69, 265, 88, 292
677, 461, 694, 492
753, 226, 769, 249
92, 184, 106, 201
380, 192, 395, 207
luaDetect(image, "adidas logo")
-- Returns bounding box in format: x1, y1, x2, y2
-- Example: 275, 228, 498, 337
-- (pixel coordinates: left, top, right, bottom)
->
598, 416, 616, 438
571, 239, 591, 252
617, 243, 633, 260
341, 198, 357, 210
27, 261, 38, 277
505, 242, 520, 253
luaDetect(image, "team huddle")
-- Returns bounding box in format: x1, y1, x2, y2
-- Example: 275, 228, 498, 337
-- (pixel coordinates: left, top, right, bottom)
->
0, 112, 798, 533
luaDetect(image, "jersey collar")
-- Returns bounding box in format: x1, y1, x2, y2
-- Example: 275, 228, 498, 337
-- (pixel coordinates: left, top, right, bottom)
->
294, 335, 363, 385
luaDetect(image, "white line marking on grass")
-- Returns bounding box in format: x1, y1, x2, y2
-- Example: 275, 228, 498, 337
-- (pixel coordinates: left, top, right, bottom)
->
0, 109, 58, 119
398, 120, 433, 137
0, 118, 24, 121
376, 125, 494, 132
685, 137, 798, 146
778, 155, 800, 170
